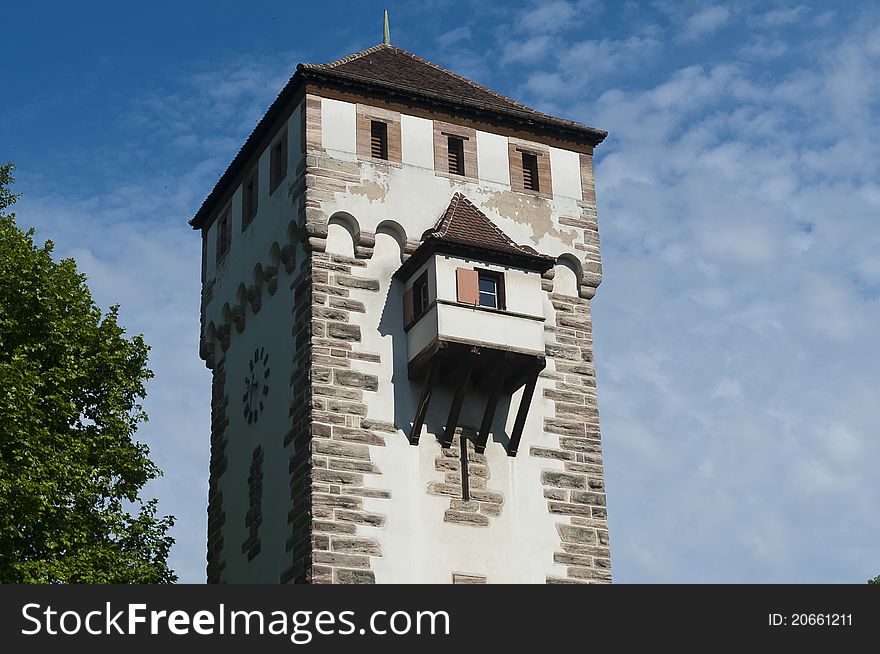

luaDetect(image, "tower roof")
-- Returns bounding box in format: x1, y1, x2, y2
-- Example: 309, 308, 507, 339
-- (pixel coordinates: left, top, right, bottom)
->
395, 193, 555, 280
299, 44, 605, 143
190, 43, 606, 230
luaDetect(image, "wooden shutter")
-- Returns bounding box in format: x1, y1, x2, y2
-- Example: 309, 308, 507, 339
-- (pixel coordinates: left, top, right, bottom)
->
403, 287, 414, 327
456, 268, 479, 305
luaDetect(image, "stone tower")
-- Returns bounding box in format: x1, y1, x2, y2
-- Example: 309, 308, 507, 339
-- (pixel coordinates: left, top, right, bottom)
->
191, 42, 609, 584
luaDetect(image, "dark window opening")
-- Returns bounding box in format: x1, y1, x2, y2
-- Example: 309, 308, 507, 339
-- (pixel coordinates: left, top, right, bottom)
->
216, 210, 231, 263
201, 235, 207, 282
522, 152, 539, 191
370, 120, 388, 160
242, 170, 258, 230
270, 132, 288, 194
478, 270, 505, 309
447, 136, 465, 175
413, 272, 430, 319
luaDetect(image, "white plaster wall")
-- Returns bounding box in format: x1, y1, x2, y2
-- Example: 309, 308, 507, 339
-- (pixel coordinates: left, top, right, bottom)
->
321, 98, 357, 155
476, 130, 510, 187
216, 248, 300, 583
407, 305, 438, 361
333, 217, 570, 584
306, 100, 597, 583
200, 95, 598, 583
202, 102, 304, 339
401, 114, 435, 170
198, 101, 306, 582
435, 303, 544, 355
302, 156, 583, 266
326, 220, 356, 257
549, 146, 582, 200
553, 261, 580, 297
433, 254, 543, 317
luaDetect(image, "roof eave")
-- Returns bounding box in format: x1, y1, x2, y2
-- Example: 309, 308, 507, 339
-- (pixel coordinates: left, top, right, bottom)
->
394, 238, 556, 281
189, 61, 608, 231
300, 68, 608, 147
188, 69, 307, 230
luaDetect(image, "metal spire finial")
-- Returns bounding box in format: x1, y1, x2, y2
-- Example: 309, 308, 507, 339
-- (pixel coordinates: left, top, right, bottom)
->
383, 9, 391, 45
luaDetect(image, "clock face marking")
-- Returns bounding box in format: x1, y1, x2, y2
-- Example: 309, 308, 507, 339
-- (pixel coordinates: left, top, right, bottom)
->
242, 346, 270, 425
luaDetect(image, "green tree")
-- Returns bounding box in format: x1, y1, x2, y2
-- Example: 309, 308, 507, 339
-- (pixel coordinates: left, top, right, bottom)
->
870, 575, 880, 585
0, 162, 175, 583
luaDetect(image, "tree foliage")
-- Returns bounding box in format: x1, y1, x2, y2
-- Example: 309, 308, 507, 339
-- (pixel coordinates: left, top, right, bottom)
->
870, 575, 880, 585
0, 162, 175, 582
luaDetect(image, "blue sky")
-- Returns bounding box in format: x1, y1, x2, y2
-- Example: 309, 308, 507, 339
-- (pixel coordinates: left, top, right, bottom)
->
2, 0, 878, 583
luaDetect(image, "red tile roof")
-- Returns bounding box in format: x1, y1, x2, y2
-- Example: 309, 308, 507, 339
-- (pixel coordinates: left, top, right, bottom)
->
425, 192, 545, 259
394, 193, 555, 280
300, 45, 606, 143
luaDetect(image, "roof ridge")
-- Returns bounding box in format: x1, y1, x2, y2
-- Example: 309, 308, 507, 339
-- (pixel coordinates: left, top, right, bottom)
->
302, 43, 393, 70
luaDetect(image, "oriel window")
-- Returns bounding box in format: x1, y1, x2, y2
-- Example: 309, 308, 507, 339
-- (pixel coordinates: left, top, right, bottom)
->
478, 270, 504, 309
413, 272, 430, 319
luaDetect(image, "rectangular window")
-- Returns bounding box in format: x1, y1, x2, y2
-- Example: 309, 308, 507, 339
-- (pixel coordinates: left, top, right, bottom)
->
370, 120, 388, 160
270, 131, 288, 194
413, 272, 430, 318
447, 136, 465, 175
216, 208, 231, 263
242, 169, 258, 230
478, 270, 505, 309
522, 152, 539, 191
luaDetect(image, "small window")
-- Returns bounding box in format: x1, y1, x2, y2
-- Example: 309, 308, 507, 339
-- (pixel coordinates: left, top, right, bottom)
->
242, 169, 258, 230
300, 107, 307, 154
413, 272, 430, 319
201, 236, 207, 282
216, 209, 231, 263
522, 152, 539, 192
270, 131, 288, 194
370, 121, 388, 160
447, 136, 465, 175
478, 270, 504, 309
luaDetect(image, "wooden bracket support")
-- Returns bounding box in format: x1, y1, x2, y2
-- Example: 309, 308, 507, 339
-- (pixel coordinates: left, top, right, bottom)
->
476, 372, 506, 453
409, 358, 439, 445
507, 371, 539, 457
442, 362, 473, 448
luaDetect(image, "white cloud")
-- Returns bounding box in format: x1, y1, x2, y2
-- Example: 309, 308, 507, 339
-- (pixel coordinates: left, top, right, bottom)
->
738, 37, 787, 60
510, 9, 880, 581
680, 5, 731, 42
759, 6, 808, 28
519, 29, 663, 102
436, 26, 472, 48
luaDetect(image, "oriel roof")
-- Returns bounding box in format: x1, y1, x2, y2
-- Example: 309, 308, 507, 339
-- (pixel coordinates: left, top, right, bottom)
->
395, 193, 555, 280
